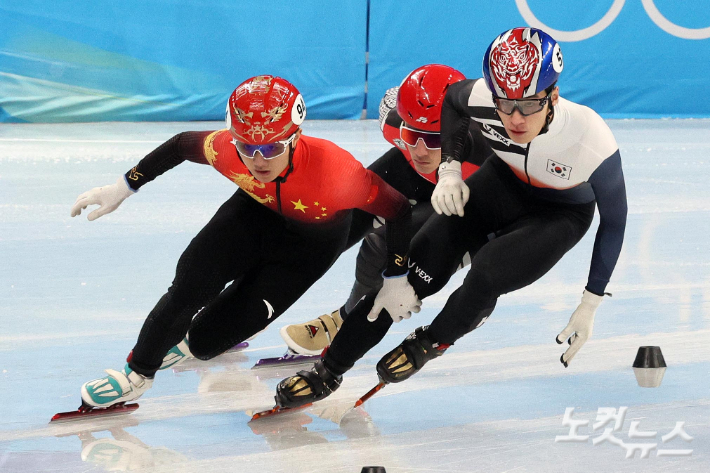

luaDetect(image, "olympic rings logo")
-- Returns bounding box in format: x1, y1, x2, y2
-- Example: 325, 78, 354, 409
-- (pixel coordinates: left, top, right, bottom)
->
516, 0, 710, 41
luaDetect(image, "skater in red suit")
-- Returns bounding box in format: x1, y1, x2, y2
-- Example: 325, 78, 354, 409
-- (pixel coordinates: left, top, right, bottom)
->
70, 75, 418, 411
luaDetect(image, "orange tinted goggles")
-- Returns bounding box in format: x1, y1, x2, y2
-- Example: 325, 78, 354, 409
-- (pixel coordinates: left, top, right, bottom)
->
399, 124, 441, 150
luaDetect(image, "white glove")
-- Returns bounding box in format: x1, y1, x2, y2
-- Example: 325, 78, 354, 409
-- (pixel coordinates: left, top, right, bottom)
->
367, 273, 422, 323
556, 290, 603, 367
70, 176, 135, 221
431, 159, 469, 217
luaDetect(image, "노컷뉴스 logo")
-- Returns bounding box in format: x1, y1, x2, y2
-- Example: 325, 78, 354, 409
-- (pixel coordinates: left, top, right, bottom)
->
555, 407, 693, 459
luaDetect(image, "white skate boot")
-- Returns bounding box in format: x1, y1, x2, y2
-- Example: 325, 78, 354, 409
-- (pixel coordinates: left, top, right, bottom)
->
280, 309, 343, 355
81, 364, 153, 409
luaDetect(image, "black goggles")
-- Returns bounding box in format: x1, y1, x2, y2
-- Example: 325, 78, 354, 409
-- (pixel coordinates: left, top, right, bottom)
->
493, 93, 551, 116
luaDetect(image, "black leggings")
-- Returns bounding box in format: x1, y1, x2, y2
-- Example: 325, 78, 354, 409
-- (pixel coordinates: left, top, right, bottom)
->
130, 190, 349, 376
326, 158, 595, 373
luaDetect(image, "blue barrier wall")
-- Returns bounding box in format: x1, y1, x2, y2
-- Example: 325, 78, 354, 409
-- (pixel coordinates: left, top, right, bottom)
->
367, 0, 710, 119
0, 1, 367, 122
1, 1, 709, 122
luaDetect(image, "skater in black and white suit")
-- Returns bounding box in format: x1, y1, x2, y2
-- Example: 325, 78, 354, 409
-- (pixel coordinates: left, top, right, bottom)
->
275, 27, 627, 409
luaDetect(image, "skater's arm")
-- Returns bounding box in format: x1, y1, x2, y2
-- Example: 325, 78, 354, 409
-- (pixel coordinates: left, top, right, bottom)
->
124, 131, 213, 191
431, 80, 478, 217
342, 147, 411, 249
357, 172, 412, 277
70, 131, 213, 221
362, 174, 419, 324
586, 151, 627, 295
441, 79, 476, 165
556, 151, 626, 368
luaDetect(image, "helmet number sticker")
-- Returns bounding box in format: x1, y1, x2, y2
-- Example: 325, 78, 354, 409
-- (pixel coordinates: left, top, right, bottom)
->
552, 43, 564, 73
225, 102, 232, 129
292, 94, 306, 126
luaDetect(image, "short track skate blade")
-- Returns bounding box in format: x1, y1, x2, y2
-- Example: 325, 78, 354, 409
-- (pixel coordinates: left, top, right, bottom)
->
226, 341, 249, 353
249, 403, 313, 422
251, 353, 319, 369
354, 380, 387, 408
50, 403, 139, 423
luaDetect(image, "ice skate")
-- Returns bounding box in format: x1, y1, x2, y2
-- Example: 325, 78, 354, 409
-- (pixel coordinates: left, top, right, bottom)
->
251, 349, 320, 370
275, 359, 342, 408
376, 326, 449, 383
280, 309, 343, 355
81, 363, 153, 409
251, 359, 342, 421
160, 338, 193, 370
161, 338, 249, 372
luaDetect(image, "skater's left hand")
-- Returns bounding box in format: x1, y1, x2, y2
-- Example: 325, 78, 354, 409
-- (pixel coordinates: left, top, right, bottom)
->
556, 290, 603, 367
368, 273, 421, 323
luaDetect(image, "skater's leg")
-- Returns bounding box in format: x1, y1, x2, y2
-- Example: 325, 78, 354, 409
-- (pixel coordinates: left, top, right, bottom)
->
428, 205, 594, 345
187, 227, 348, 359
279, 228, 390, 355
375, 204, 594, 384
324, 210, 480, 374
128, 191, 273, 375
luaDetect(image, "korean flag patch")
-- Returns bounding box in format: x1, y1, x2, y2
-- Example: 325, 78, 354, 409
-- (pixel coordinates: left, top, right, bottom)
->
547, 160, 571, 180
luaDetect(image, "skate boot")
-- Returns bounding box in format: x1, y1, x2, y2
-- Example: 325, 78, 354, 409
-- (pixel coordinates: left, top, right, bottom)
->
280, 309, 343, 355
159, 337, 193, 370
376, 326, 450, 384
81, 364, 153, 409
275, 359, 342, 408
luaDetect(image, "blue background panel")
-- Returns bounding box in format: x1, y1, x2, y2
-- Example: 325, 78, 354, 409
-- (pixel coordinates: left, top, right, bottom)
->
1, 1, 709, 121
0, 1, 367, 122
366, 0, 710, 119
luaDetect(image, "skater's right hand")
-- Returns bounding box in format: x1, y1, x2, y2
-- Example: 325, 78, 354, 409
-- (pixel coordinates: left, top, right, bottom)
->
70, 176, 135, 221
368, 273, 421, 323
431, 158, 469, 217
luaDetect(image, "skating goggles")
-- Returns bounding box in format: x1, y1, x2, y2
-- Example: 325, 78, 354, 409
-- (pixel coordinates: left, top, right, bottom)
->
399, 124, 441, 150
234, 133, 297, 160
493, 92, 551, 116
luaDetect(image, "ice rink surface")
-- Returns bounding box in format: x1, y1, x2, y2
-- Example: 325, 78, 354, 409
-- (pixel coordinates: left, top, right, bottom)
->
1, 119, 708, 472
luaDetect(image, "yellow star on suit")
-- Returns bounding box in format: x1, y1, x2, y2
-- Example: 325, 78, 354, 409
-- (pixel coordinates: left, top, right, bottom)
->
292, 199, 309, 213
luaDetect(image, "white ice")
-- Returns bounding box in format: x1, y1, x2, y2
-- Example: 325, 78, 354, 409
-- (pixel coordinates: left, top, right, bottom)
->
0, 119, 708, 472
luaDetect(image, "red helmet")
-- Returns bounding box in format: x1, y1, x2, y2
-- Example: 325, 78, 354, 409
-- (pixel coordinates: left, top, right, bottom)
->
226, 75, 306, 144
396, 64, 466, 132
